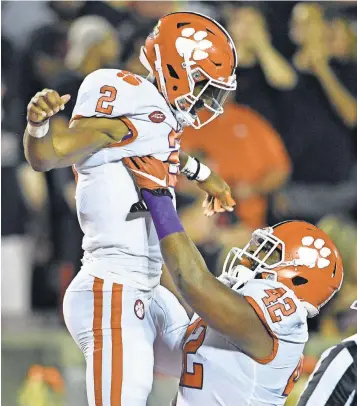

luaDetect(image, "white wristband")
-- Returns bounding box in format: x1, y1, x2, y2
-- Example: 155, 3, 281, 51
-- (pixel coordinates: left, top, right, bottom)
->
196, 162, 211, 182
181, 155, 211, 182
181, 155, 198, 178
27, 120, 50, 138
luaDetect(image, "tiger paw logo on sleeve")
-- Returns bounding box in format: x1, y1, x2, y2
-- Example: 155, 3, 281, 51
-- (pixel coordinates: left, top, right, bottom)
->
116, 70, 142, 86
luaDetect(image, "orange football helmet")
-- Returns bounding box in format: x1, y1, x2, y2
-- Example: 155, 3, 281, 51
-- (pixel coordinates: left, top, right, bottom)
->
140, 12, 238, 129
223, 220, 344, 317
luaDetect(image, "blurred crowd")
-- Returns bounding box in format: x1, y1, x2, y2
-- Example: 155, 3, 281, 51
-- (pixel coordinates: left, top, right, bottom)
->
1, 0, 357, 386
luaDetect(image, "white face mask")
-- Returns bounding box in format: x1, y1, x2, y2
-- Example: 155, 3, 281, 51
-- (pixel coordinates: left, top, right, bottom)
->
220, 227, 283, 290
174, 67, 236, 129
219, 264, 258, 291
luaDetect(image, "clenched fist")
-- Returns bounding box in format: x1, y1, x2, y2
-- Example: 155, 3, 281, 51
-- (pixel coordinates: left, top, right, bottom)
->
27, 89, 71, 124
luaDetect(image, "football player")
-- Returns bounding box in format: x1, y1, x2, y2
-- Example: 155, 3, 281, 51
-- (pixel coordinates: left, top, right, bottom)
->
23, 12, 238, 406
124, 156, 344, 406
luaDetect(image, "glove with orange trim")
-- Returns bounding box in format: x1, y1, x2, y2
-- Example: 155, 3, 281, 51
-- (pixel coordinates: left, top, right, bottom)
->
123, 156, 178, 213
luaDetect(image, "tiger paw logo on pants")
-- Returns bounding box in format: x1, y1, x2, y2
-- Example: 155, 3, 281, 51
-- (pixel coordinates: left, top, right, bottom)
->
134, 299, 145, 320
175, 28, 213, 61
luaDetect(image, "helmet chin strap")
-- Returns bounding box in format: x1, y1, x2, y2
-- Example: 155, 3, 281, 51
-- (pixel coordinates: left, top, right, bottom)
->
181, 54, 196, 93
152, 44, 193, 128
139, 46, 153, 74
153, 44, 169, 101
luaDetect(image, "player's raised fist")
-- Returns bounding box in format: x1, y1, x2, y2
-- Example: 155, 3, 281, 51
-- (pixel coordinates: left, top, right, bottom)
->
27, 89, 71, 124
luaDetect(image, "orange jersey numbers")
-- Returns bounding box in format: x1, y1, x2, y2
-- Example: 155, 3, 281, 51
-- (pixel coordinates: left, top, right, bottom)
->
263, 288, 297, 323
95, 85, 117, 115
262, 288, 286, 306
283, 356, 304, 396
180, 318, 207, 390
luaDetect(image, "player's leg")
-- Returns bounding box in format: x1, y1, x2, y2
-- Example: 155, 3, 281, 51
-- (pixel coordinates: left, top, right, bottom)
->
119, 284, 156, 405
152, 285, 189, 378
147, 371, 180, 406
63, 272, 156, 406
63, 275, 117, 405
148, 335, 181, 406
148, 285, 189, 406
153, 285, 189, 358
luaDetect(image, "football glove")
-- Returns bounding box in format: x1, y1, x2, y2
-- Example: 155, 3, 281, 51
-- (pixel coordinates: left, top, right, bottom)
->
123, 156, 178, 213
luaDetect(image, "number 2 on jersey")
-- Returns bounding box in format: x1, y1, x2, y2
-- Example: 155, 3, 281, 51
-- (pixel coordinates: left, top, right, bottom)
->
180, 318, 207, 390
95, 85, 117, 115
263, 288, 297, 323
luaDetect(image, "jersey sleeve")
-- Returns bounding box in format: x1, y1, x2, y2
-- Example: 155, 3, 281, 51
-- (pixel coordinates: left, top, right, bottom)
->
70, 68, 181, 168
237, 279, 308, 364
71, 69, 135, 121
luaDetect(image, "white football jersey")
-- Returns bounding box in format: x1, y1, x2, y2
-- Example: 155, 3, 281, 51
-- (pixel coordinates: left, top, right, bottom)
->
71, 69, 182, 289
177, 278, 308, 406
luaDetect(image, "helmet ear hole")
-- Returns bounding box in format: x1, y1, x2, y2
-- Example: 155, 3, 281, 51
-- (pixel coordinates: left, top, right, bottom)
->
292, 276, 308, 286
177, 22, 190, 29
331, 264, 337, 277
167, 64, 179, 79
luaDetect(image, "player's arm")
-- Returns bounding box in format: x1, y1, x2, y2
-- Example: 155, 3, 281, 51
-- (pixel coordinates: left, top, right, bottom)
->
179, 150, 236, 216
24, 89, 130, 172
158, 229, 273, 360
161, 264, 194, 318
124, 157, 274, 361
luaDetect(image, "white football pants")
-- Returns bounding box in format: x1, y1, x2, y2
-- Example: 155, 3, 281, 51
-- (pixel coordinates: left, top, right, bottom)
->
63, 269, 187, 406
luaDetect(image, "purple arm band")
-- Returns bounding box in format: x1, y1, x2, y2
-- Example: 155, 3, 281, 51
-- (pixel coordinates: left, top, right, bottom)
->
142, 190, 184, 241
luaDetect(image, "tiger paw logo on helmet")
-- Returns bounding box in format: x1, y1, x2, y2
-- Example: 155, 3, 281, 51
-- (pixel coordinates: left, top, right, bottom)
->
298, 237, 332, 269
175, 28, 213, 61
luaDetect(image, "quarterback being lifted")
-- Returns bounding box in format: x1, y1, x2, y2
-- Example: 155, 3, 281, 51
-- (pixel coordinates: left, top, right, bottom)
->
24, 12, 238, 406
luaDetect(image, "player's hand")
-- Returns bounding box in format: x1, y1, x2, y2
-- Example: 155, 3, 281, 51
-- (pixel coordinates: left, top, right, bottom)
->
198, 171, 236, 217
27, 89, 71, 124
124, 156, 177, 213
124, 156, 177, 191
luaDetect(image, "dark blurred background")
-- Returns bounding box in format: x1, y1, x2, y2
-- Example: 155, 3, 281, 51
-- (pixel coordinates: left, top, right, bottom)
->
1, 1, 357, 405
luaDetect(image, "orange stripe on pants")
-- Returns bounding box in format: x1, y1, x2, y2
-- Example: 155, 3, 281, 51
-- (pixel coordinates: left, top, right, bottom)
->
111, 283, 123, 405
93, 278, 104, 406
